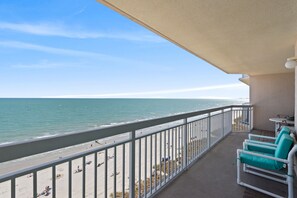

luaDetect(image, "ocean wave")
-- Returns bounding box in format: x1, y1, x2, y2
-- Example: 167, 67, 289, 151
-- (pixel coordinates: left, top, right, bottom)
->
33, 133, 58, 139
0, 141, 14, 146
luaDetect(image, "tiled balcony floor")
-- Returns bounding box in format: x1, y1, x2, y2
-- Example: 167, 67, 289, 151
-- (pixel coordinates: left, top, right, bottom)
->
155, 131, 297, 198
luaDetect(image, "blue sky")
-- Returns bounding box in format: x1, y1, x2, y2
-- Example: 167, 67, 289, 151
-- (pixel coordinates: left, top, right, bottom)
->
0, 0, 249, 99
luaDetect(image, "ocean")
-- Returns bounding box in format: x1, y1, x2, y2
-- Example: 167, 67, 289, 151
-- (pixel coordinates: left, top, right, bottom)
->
0, 98, 244, 144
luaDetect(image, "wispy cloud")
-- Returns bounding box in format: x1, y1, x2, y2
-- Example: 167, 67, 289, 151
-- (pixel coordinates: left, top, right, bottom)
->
11, 60, 83, 69
73, 5, 88, 16
45, 84, 246, 98
0, 22, 164, 42
0, 40, 116, 60
0, 40, 173, 71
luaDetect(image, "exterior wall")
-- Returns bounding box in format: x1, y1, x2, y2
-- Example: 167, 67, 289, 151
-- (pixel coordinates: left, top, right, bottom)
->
294, 41, 297, 174
250, 73, 295, 131
295, 40, 297, 131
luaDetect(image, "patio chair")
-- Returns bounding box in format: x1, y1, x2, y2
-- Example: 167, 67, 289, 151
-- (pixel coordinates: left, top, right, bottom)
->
244, 127, 290, 154
237, 134, 297, 198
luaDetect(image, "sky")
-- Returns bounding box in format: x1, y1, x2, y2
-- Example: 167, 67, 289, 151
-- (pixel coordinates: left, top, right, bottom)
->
0, 0, 249, 99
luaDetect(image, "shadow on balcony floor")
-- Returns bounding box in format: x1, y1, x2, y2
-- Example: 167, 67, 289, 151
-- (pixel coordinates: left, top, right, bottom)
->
155, 131, 297, 198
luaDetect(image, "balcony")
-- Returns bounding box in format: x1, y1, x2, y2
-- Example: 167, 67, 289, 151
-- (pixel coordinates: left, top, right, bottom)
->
0, 105, 273, 198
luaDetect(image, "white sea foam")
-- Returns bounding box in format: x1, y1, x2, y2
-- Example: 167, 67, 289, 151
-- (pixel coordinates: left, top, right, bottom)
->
33, 133, 58, 139
0, 141, 14, 146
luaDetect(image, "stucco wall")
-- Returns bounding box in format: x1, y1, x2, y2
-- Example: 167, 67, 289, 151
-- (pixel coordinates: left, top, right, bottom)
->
295, 40, 297, 131
250, 73, 295, 131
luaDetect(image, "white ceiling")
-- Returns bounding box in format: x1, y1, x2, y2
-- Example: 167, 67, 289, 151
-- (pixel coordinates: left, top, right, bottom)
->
97, 0, 297, 76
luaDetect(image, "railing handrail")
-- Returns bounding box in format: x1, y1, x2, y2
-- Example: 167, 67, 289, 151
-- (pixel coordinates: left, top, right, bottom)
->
0, 104, 251, 163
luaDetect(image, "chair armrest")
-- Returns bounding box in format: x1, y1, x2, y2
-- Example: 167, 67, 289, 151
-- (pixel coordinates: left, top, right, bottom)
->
248, 134, 276, 141
237, 149, 288, 163
244, 139, 277, 147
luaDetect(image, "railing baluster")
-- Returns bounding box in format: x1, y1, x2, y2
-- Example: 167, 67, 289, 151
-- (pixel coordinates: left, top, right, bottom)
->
94, 152, 97, 198
197, 121, 200, 156
207, 113, 211, 148
105, 150, 108, 198
163, 131, 166, 182
183, 119, 188, 169
82, 156, 86, 198
249, 107, 252, 131
11, 178, 15, 198
150, 135, 152, 195
144, 137, 147, 197
174, 128, 177, 174
230, 110, 232, 133
114, 146, 117, 198
192, 122, 195, 160
192, 123, 194, 159
179, 126, 182, 171
198, 121, 201, 155
236, 109, 238, 131
222, 110, 225, 137
159, 132, 162, 185
129, 131, 136, 198
69, 160, 72, 198
154, 134, 157, 190
171, 128, 174, 177
52, 166, 56, 198
194, 122, 197, 158
138, 139, 141, 198
168, 129, 171, 178
122, 144, 125, 198
190, 122, 193, 161
33, 171, 37, 198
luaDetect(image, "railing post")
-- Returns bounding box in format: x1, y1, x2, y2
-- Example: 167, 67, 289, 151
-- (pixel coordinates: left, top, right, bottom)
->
222, 109, 225, 137
248, 106, 252, 132
129, 131, 136, 198
231, 107, 233, 132
251, 107, 253, 131
207, 113, 211, 148
183, 118, 188, 169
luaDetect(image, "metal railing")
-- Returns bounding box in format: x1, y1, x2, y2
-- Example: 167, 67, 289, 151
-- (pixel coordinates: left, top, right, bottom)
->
0, 105, 253, 198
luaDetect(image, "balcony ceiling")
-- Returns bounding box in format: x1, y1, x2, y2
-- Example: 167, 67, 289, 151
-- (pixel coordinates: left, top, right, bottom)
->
97, 0, 297, 76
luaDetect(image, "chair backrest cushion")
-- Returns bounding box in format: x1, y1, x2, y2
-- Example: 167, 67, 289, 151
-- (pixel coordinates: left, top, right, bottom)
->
275, 127, 290, 144
274, 134, 293, 169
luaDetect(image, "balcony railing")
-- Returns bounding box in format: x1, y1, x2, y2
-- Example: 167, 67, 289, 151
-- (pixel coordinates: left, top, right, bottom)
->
0, 105, 253, 198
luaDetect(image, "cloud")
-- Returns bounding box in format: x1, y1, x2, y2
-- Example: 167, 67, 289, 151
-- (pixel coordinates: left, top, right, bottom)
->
0, 22, 164, 42
11, 60, 82, 69
45, 83, 246, 98
0, 40, 117, 60
0, 40, 173, 71
73, 5, 88, 16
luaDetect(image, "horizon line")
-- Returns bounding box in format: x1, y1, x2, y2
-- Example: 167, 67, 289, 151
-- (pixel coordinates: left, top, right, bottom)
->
0, 97, 249, 100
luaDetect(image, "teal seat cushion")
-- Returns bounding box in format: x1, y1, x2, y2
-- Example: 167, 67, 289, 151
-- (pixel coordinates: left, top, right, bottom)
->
247, 144, 275, 154
247, 140, 276, 147
275, 127, 290, 144
274, 134, 293, 169
240, 152, 277, 170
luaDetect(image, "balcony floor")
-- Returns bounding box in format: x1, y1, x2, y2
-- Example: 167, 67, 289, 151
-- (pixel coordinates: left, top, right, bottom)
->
155, 132, 297, 198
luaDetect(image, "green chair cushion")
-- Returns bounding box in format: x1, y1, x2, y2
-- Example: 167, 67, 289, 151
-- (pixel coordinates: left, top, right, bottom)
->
247, 144, 275, 154
274, 134, 293, 169
275, 127, 290, 144
240, 152, 277, 170
247, 140, 276, 147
